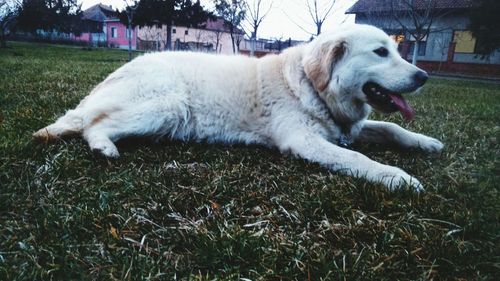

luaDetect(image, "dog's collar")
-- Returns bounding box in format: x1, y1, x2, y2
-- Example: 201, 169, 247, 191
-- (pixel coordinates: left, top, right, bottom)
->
279, 62, 353, 149
313, 90, 353, 149
337, 128, 353, 149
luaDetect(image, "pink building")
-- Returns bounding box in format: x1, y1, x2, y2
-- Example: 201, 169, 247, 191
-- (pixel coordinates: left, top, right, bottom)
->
76, 4, 137, 50
105, 20, 137, 49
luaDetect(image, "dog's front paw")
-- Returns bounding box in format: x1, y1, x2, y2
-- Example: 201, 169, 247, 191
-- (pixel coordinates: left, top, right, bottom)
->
415, 135, 444, 153
375, 166, 424, 192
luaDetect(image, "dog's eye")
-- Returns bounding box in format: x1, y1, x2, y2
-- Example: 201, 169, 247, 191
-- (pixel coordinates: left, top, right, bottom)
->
373, 47, 388, 57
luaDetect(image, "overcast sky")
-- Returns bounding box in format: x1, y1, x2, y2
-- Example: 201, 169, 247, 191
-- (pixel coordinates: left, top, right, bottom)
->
80, 0, 356, 40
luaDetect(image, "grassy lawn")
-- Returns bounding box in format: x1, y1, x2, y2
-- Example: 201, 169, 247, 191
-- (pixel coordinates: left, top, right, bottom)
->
1, 41, 499, 280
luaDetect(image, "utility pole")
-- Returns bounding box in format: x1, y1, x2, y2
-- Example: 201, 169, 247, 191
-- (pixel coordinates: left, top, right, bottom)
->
125, 0, 138, 61
244, 0, 273, 56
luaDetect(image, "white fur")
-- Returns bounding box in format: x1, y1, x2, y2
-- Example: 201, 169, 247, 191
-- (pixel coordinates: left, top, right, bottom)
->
34, 24, 443, 191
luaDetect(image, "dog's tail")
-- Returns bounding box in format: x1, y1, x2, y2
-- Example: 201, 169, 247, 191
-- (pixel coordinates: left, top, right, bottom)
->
33, 108, 88, 142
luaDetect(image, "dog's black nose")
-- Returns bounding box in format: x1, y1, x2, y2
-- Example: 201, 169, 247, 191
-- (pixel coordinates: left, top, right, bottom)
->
414, 71, 428, 87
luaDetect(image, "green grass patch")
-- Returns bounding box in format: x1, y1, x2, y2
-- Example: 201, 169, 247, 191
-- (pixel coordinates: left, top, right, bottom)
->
1, 41, 499, 280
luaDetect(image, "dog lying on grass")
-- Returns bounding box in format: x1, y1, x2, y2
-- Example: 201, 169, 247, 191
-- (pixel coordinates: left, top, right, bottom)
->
33, 24, 443, 191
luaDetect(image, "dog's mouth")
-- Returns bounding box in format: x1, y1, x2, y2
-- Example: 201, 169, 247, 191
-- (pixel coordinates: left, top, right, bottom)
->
362, 82, 414, 120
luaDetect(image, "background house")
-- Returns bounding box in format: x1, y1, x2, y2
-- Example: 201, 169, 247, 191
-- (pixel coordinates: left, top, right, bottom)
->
76, 4, 137, 50
137, 18, 242, 54
239, 38, 304, 57
346, 0, 500, 77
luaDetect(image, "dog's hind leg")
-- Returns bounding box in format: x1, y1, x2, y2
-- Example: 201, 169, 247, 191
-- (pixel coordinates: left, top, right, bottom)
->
82, 100, 191, 158
33, 107, 124, 157
33, 75, 125, 142
84, 129, 120, 158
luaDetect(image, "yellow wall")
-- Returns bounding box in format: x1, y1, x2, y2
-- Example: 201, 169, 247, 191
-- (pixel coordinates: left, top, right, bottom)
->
453, 31, 476, 53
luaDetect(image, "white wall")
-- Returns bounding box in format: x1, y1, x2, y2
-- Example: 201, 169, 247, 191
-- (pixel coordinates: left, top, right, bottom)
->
137, 25, 240, 55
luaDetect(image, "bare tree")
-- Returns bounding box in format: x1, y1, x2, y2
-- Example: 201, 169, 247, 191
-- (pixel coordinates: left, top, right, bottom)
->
244, 0, 273, 56
145, 25, 172, 52
235, 30, 244, 52
209, 27, 224, 53
390, 0, 451, 65
282, 0, 337, 36
124, 0, 138, 61
306, 0, 337, 35
215, 0, 246, 54
273, 35, 283, 52
137, 25, 162, 51
194, 28, 207, 50
0, 0, 19, 48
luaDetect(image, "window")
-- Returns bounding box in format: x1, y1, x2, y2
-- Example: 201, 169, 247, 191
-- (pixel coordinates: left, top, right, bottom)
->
173, 28, 176, 34
111, 27, 118, 38
184, 30, 188, 35
126, 28, 133, 39
453, 30, 476, 53
408, 41, 427, 56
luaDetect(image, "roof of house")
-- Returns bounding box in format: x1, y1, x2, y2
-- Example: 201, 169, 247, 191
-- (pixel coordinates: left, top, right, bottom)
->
346, 0, 474, 14
200, 17, 245, 34
204, 18, 226, 31
82, 4, 119, 22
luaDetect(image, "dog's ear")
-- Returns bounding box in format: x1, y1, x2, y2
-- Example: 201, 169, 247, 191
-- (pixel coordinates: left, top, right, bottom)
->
303, 40, 346, 92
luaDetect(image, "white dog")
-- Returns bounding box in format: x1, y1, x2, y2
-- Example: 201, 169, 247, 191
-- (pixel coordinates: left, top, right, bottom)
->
34, 24, 443, 191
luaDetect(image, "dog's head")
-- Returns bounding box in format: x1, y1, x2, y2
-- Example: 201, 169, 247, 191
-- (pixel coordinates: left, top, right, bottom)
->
302, 24, 428, 121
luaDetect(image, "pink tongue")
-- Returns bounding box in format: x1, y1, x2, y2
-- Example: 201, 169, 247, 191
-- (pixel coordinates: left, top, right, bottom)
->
388, 94, 414, 121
